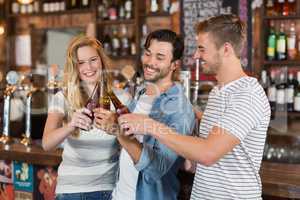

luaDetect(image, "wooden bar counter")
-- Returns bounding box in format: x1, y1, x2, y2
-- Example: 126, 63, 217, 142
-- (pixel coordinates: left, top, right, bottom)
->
0, 139, 299, 199
0, 139, 62, 166
260, 162, 300, 199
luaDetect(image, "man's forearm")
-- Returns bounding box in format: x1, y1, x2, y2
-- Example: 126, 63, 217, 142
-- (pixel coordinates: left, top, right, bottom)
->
117, 134, 142, 164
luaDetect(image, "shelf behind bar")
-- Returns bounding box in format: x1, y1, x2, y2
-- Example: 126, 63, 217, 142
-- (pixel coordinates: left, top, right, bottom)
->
97, 19, 135, 25
264, 15, 300, 20
0, 139, 62, 166
263, 60, 300, 66
8, 9, 92, 18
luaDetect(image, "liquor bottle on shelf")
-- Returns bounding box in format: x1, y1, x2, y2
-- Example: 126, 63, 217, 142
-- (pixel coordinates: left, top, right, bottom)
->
266, 0, 275, 16
287, 22, 297, 60
267, 20, 276, 61
162, 0, 170, 12
294, 71, 300, 112
275, 0, 285, 15
282, 0, 289, 16
108, 0, 118, 20
98, 0, 109, 20
120, 25, 130, 56
286, 72, 298, 112
268, 70, 277, 118
276, 23, 287, 60
81, 0, 90, 9
287, 0, 296, 15
276, 72, 287, 112
11, 1, 19, 14
260, 70, 269, 94
150, 0, 159, 13
140, 24, 149, 49
103, 28, 112, 56
111, 27, 121, 57
124, 0, 133, 19
118, 3, 125, 19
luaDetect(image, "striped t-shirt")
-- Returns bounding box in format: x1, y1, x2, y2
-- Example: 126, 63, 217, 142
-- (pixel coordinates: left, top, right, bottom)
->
191, 77, 270, 200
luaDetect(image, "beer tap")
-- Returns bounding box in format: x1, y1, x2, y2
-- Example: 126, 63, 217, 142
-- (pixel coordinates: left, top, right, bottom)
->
20, 74, 37, 146
0, 71, 19, 144
191, 58, 201, 105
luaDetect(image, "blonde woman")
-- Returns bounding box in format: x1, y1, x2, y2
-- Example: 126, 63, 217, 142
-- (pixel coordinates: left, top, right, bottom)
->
43, 36, 127, 200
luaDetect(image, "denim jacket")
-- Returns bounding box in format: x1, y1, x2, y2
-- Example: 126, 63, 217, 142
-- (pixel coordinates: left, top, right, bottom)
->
127, 83, 195, 200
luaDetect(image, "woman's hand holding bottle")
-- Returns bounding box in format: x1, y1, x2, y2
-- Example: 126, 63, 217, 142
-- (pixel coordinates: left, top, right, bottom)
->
67, 108, 93, 131
93, 107, 119, 135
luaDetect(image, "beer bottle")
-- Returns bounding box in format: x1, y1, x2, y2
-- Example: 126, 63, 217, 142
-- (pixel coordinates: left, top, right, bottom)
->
99, 76, 111, 110
85, 82, 100, 120
107, 89, 130, 116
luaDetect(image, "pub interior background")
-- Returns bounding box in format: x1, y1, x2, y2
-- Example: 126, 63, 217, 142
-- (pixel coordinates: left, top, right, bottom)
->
0, 0, 299, 199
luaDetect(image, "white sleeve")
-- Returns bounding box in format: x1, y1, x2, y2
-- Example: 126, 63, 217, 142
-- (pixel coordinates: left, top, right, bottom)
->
48, 91, 66, 114
217, 90, 263, 142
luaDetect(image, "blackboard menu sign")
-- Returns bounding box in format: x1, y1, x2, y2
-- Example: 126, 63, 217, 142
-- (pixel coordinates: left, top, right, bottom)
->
181, 0, 251, 70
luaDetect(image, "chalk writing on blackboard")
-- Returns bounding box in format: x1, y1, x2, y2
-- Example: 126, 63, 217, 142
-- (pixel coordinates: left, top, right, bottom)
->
182, 0, 239, 67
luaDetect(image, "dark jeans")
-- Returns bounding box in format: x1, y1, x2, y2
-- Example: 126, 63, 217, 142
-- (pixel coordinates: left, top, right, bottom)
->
55, 191, 112, 200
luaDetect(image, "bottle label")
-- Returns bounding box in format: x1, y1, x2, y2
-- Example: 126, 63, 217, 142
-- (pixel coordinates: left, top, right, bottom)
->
286, 88, 294, 103
276, 89, 285, 104
268, 86, 277, 102
287, 37, 296, 50
267, 47, 275, 57
294, 96, 300, 111
277, 38, 286, 53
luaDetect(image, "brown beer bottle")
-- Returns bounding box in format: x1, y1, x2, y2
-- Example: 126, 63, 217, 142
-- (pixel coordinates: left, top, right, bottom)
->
107, 89, 130, 116
99, 76, 111, 110
85, 82, 100, 120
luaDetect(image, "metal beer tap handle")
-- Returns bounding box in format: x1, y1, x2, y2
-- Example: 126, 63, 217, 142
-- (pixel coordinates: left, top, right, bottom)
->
0, 71, 19, 145
20, 85, 37, 147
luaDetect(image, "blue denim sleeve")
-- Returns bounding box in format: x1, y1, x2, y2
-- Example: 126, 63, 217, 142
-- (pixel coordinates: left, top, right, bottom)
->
134, 106, 195, 182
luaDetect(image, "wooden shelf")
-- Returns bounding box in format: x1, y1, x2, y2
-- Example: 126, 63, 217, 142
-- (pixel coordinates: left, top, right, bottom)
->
8, 8, 92, 18
0, 139, 62, 166
264, 15, 300, 20
260, 162, 300, 198
97, 19, 135, 25
263, 60, 300, 66
142, 12, 171, 17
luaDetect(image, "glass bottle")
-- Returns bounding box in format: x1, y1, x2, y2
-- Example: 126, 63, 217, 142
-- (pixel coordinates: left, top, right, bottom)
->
287, 22, 297, 60
108, 89, 130, 116
120, 25, 130, 56
294, 71, 300, 112
268, 70, 277, 118
276, 23, 287, 60
276, 72, 287, 112
99, 75, 111, 110
267, 20, 276, 61
111, 27, 121, 57
288, 0, 296, 15
85, 82, 100, 120
286, 72, 297, 112
266, 0, 275, 16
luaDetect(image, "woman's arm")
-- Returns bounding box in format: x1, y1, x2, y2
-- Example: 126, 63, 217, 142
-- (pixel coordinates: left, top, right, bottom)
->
42, 108, 92, 151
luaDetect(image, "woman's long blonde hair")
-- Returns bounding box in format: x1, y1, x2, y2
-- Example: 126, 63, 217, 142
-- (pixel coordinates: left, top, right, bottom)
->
63, 35, 112, 116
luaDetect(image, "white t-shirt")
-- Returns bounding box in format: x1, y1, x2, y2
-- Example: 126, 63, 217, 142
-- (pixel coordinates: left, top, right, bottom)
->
112, 93, 155, 200
48, 89, 131, 194
190, 77, 270, 200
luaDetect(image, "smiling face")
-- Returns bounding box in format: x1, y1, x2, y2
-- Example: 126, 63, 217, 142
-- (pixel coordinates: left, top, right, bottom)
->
76, 45, 102, 84
193, 32, 223, 75
142, 39, 175, 84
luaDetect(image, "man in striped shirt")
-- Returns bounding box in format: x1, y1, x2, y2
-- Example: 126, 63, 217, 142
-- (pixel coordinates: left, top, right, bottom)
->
118, 14, 270, 199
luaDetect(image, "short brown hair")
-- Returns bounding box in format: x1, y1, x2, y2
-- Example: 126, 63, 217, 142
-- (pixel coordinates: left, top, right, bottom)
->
195, 14, 246, 58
